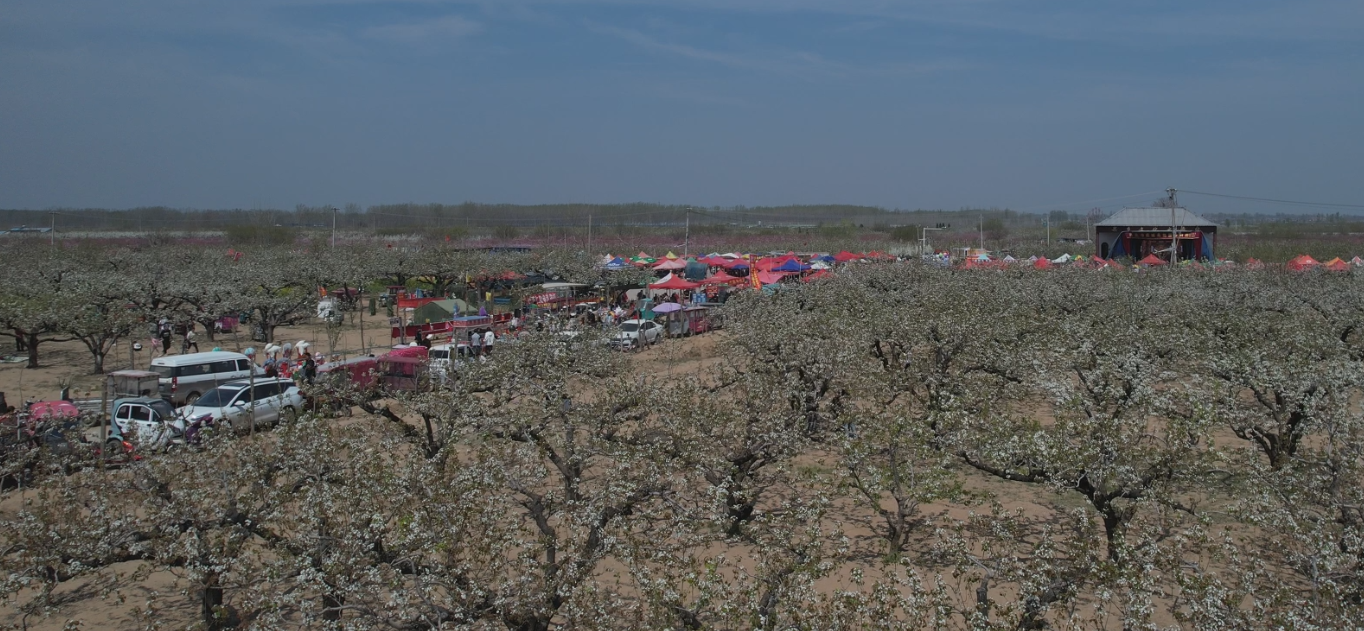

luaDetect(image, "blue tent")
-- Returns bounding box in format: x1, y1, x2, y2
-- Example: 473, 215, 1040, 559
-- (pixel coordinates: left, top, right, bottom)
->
603, 257, 629, 270
772, 259, 811, 273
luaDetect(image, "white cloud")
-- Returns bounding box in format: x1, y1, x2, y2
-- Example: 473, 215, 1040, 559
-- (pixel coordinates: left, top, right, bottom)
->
586, 20, 966, 78
361, 15, 482, 45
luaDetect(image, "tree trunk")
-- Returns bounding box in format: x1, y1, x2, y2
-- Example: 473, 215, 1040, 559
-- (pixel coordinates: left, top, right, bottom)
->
726, 488, 756, 537
886, 519, 906, 557
1101, 508, 1125, 563
92, 349, 105, 374
198, 319, 217, 343
201, 572, 227, 630
25, 333, 39, 369
322, 592, 343, 622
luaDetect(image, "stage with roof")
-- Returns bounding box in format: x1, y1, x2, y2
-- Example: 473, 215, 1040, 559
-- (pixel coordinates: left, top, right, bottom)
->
1094, 207, 1217, 262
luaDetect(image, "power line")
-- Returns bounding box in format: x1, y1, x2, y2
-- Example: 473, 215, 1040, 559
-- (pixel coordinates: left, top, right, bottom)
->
1181, 190, 1364, 210
1010, 190, 1166, 212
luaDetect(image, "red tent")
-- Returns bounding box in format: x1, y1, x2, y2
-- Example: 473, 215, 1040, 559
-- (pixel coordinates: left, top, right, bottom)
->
1244, 257, 1265, 270
1138, 254, 1167, 266
802, 269, 832, 282
832, 251, 862, 262
649, 274, 700, 290
1288, 254, 1321, 271
1324, 257, 1350, 272
698, 271, 741, 285
1033, 258, 1053, 270
755, 270, 788, 284
652, 258, 687, 271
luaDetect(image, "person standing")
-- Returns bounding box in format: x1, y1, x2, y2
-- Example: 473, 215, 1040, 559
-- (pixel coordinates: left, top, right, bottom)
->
301, 352, 317, 384
483, 329, 495, 357
470, 329, 482, 356
159, 325, 172, 356
185, 327, 199, 353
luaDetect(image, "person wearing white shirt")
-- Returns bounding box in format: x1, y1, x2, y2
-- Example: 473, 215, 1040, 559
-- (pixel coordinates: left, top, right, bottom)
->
483, 329, 495, 356
470, 329, 482, 355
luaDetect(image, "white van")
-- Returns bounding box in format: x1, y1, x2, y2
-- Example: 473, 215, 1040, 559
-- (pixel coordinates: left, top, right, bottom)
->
150, 351, 259, 406
428, 342, 476, 382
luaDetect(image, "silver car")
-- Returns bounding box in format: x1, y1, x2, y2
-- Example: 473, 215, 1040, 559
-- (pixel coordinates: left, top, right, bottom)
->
610, 319, 663, 349
174, 378, 305, 432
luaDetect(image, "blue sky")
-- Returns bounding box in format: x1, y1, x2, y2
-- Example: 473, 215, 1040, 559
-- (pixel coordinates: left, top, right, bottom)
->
2, 0, 1362, 214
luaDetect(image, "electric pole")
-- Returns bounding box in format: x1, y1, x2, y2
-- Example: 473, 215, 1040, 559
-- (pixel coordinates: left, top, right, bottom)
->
331, 207, 338, 249
684, 207, 691, 257
1167, 188, 1178, 266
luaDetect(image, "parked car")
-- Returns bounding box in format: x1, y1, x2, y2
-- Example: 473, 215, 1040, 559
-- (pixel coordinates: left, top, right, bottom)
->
610, 319, 663, 349
151, 351, 259, 406
110, 396, 179, 445
174, 378, 304, 433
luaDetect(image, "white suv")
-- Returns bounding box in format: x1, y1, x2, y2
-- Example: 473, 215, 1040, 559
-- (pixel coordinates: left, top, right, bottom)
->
174, 378, 305, 432
610, 319, 663, 349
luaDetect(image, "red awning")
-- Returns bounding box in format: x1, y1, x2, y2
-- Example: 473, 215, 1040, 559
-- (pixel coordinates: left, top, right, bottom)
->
698, 271, 741, 285
755, 270, 788, 284
649, 275, 701, 290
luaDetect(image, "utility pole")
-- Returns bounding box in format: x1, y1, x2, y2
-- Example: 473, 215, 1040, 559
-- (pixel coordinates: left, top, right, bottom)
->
1167, 188, 1178, 266
50, 211, 56, 246
979, 214, 984, 251
1045, 217, 1050, 245
684, 207, 691, 258
331, 207, 339, 249
98, 375, 108, 468
587, 214, 592, 255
